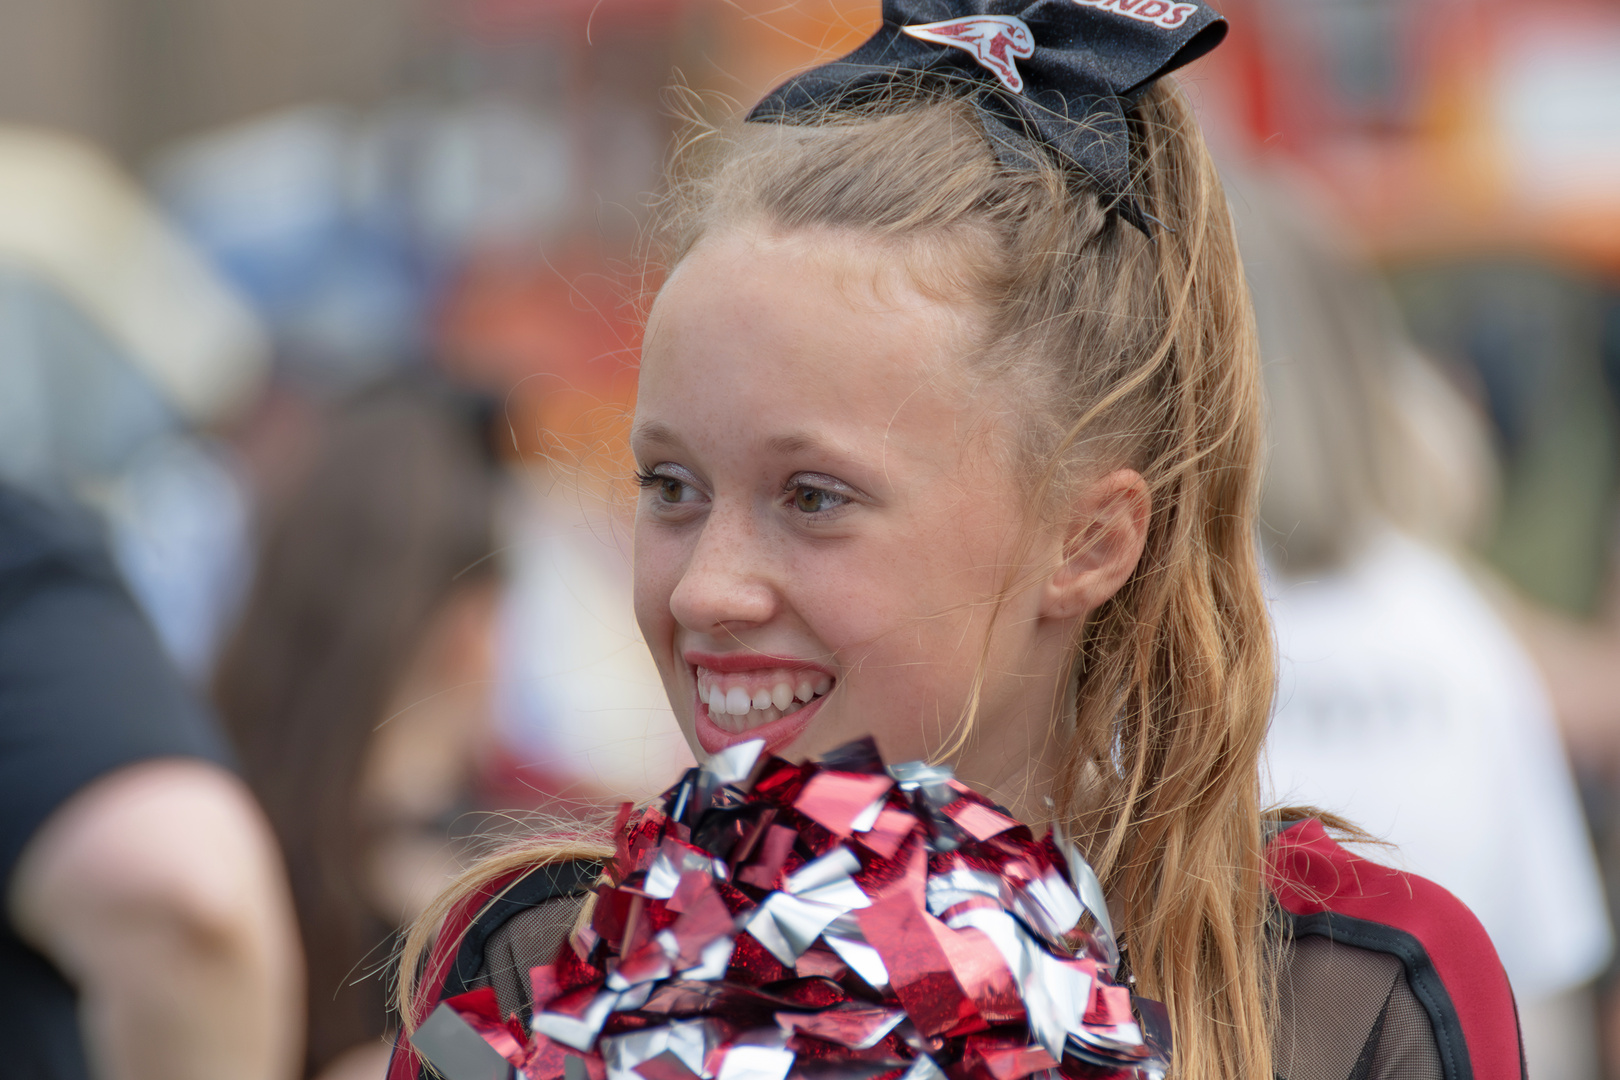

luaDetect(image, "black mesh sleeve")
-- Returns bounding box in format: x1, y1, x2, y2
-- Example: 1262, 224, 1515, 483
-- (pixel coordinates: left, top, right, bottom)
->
1274, 934, 1443, 1080
472, 894, 589, 1022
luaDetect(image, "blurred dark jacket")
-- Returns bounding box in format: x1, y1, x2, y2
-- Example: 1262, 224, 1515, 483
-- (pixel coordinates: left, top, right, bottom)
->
0, 485, 231, 1080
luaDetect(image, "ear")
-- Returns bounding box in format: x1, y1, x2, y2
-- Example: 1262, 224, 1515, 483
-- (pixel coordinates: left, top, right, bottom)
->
1038, 469, 1151, 621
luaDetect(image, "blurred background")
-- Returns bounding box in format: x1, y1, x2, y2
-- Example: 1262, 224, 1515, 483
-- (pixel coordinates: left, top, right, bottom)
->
0, 0, 1615, 1076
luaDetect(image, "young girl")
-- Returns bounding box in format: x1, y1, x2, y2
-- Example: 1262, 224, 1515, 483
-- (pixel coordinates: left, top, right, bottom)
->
391, 3, 1522, 1078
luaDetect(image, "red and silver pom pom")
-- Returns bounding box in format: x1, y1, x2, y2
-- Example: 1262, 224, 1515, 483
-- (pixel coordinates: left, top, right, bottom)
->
412, 737, 1171, 1080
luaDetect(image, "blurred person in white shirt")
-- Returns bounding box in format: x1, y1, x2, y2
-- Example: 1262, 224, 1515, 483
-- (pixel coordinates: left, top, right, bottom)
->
1231, 167, 1612, 1080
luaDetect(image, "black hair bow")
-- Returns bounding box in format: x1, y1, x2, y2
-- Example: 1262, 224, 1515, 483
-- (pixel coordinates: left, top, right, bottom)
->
748, 0, 1227, 232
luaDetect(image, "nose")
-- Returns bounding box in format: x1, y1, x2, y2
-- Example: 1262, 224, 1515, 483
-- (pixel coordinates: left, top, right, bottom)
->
668, 502, 781, 634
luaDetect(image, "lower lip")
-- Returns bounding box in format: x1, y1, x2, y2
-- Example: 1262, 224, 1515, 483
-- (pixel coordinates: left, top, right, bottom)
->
693, 686, 827, 757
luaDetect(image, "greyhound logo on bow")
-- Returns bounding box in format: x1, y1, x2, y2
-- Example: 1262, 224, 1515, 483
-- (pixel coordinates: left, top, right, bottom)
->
902, 15, 1035, 93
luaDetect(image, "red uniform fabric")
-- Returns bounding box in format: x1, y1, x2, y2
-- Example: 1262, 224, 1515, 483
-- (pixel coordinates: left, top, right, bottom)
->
1268, 818, 1525, 1080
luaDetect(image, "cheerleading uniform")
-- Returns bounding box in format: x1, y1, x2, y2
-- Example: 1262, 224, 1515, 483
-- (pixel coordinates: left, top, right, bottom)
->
389, 818, 1523, 1080
1266, 818, 1525, 1080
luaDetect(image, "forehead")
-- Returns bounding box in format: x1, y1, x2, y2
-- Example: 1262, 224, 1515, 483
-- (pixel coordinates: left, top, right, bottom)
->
637, 228, 986, 442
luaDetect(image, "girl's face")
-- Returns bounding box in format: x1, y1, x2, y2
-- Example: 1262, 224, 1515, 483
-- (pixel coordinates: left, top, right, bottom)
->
633, 227, 1109, 813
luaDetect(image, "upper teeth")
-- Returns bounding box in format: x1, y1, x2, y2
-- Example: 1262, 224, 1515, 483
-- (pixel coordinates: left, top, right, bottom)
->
698, 668, 833, 734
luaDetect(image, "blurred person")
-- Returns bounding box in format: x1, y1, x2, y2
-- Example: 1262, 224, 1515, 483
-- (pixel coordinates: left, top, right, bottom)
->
0, 128, 267, 473
0, 483, 301, 1080
1233, 169, 1612, 1080
149, 98, 575, 396
214, 376, 505, 1080
1462, 279, 1620, 1075
0, 127, 269, 682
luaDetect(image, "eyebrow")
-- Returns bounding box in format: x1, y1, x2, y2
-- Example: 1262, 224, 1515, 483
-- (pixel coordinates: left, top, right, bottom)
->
633, 424, 847, 459
631, 421, 683, 449
768, 431, 882, 501
764, 432, 838, 457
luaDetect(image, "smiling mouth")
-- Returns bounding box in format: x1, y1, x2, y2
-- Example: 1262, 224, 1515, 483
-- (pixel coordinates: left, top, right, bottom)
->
695, 666, 834, 735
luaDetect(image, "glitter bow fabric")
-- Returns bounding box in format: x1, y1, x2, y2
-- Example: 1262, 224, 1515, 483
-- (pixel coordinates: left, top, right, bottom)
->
748, 0, 1227, 231
412, 737, 1172, 1080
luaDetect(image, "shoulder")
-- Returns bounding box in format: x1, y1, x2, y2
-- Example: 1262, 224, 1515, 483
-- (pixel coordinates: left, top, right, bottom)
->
390, 858, 601, 1080
1267, 818, 1525, 1080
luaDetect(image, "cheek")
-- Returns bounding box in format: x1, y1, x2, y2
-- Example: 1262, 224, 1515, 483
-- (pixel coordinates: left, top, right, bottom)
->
795, 523, 998, 670
841, 493, 1036, 674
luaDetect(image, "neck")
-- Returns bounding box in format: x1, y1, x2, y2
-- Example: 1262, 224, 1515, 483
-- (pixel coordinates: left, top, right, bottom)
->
953, 737, 1061, 826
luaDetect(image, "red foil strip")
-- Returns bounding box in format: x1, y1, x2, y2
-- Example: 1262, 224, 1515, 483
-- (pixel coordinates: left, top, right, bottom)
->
444, 988, 530, 1065
669, 879, 734, 968
1084, 982, 1133, 1028
856, 893, 978, 1037
959, 1035, 1059, 1080
517, 1034, 578, 1080
774, 1006, 903, 1049
737, 824, 798, 890
943, 800, 1022, 843
857, 806, 920, 860
794, 771, 896, 837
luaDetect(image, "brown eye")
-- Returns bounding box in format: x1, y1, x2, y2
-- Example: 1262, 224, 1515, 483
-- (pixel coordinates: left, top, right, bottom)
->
793, 486, 825, 513
637, 465, 704, 508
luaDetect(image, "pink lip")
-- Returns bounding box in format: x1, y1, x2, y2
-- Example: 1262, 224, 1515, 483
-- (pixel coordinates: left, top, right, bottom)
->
682, 649, 834, 676
693, 684, 827, 756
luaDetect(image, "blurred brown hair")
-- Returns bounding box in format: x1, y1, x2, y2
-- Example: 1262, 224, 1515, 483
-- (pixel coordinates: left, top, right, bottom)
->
215, 375, 500, 1076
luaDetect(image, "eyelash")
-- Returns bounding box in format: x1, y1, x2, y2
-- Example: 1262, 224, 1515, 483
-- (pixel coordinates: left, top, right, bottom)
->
635, 468, 695, 505
783, 476, 851, 515
635, 468, 853, 517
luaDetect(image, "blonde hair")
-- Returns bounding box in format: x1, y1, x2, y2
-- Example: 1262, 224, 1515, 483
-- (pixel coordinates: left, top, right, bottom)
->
402, 78, 1275, 1080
